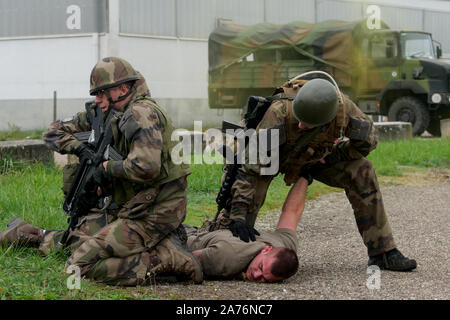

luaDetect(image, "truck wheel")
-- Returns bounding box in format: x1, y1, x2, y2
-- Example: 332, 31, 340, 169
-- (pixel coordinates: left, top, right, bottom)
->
388, 97, 430, 136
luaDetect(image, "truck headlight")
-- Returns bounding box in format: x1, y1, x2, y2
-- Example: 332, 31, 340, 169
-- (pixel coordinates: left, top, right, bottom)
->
431, 93, 442, 103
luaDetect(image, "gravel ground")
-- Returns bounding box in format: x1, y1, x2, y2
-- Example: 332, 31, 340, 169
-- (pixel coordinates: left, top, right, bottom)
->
154, 179, 450, 300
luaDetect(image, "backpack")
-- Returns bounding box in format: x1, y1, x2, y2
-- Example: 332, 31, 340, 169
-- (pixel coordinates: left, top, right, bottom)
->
243, 93, 296, 129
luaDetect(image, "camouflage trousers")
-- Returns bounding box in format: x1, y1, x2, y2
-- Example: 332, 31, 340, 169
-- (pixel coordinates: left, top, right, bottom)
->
38, 211, 116, 256
243, 158, 396, 256
65, 177, 188, 286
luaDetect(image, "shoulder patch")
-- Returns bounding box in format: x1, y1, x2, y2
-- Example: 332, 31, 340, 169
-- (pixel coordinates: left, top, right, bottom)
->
62, 116, 74, 124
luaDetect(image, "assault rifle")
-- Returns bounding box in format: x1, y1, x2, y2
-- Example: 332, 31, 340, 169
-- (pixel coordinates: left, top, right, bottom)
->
209, 95, 287, 231
57, 103, 123, 248
209, 121, 245, 231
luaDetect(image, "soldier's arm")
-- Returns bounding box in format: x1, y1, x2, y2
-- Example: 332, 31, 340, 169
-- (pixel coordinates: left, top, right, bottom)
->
229, 168, 258, 221
229, 101, 286, 222
42, 111, 92, 154
107, 104, 163, 184
329, 99, 378, 163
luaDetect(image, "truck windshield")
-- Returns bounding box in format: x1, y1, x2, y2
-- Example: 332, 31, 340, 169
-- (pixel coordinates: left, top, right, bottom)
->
401, 32, 435, 59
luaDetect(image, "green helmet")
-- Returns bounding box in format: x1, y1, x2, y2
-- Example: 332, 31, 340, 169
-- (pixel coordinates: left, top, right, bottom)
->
292, 78, 339, 127
89, 57, 140, 96
135, 71, 151, 97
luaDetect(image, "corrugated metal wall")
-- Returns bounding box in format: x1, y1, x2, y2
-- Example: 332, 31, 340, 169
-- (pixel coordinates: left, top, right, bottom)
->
424, 10, 450, 52
0, 0, 106, 37
117, 0, 450, 50
372, 5, 424, 30
265, 0, 316, 24
317, 0, 363, 21
177, 0, 217, 39
2, 0, 449, 48
119, 0, 265, 39
120, 0, 176, 37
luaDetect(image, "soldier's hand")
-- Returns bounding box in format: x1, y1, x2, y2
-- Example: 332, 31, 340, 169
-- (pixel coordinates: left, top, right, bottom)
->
300, 170, 313, 185
74, 142, 95, 164
77, 189, 99, 212
230, 219, 260, 242
323, 152, 341, 165
92, 164, 112, 195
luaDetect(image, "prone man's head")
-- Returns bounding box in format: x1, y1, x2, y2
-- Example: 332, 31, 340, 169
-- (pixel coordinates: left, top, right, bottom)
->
246, 246, 299, 283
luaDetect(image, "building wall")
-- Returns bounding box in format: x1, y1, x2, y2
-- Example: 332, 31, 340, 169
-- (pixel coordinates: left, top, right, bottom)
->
1, 0, 450, 131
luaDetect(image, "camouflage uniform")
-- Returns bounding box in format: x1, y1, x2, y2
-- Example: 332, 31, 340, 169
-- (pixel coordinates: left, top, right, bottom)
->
228, 80, 396, 257
39, 73, 153, 255
43, 59, 192, 284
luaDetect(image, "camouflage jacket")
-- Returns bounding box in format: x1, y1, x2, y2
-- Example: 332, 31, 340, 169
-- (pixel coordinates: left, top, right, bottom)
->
229, 82, 378, 221
43, 90, 190, 207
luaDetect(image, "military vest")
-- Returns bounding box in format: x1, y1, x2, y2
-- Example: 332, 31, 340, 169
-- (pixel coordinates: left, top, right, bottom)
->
109, 95, 191, 206
276, 85, 349, 185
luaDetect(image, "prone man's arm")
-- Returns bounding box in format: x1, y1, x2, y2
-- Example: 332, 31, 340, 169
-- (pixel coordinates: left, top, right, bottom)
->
276, 177, 308, 231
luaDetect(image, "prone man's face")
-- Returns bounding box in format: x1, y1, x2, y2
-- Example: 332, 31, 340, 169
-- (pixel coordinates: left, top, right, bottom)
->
246, 246, 284, 283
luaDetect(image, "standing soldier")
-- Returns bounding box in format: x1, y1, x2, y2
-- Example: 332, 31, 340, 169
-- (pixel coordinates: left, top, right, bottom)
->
218, 75, 417, 272
1, 57, 202, 285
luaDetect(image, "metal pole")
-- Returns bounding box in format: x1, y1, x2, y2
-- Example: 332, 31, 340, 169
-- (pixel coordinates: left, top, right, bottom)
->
53, 90, 57, 121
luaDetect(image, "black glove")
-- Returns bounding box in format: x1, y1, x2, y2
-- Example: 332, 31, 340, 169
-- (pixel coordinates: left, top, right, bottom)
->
91, 164, 112, 195
300, 170, 313, 185
76, 189, 100, 212
229, 219, 260, 242
74, 143, 95, 164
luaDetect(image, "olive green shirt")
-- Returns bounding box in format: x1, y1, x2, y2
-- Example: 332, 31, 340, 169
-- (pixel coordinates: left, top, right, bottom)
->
187, 228, 298, 278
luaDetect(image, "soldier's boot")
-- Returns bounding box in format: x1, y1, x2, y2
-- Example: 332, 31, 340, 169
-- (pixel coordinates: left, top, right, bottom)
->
0, 218, 44, 248
144, 231, 203, 284
368, 248, 417, 271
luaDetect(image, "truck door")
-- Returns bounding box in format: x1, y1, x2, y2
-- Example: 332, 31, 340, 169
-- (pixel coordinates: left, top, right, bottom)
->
358, 32, 401, 97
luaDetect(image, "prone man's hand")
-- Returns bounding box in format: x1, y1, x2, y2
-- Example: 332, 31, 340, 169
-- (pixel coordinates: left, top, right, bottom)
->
230, 219, 260, 242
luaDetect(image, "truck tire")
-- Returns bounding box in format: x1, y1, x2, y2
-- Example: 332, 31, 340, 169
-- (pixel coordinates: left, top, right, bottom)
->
388, 96, 430, 136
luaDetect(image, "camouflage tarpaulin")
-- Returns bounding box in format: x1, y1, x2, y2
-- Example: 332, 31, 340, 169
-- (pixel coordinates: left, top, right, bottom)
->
208, 19, 389, 74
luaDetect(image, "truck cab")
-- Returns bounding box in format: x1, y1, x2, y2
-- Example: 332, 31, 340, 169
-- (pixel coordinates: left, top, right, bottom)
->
357, 29, 450, 135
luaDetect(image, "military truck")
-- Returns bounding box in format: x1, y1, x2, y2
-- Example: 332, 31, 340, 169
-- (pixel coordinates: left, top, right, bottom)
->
208, 19, 450, 136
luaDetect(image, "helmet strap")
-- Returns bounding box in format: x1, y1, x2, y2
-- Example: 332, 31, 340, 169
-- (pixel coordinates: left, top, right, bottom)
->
104, 82, 136, 109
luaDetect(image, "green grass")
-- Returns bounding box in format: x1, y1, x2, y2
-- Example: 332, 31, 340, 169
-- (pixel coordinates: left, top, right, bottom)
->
0, 137, 449, 299
367, 137, 450, 176
0, 124, 44, 141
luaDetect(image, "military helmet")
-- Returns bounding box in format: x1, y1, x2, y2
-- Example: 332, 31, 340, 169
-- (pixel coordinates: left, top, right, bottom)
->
89, 57, 140, 96
135, 71, 151, 97
292, 78, 339, 127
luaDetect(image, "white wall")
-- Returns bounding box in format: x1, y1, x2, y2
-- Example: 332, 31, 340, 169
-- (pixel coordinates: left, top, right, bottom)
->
0, 35, 98, 100
118, 36, 208, 99
0, 33, 240, 131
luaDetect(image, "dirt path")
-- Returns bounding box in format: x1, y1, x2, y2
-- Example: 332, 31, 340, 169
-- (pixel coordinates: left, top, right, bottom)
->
152, 171, 450, 300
